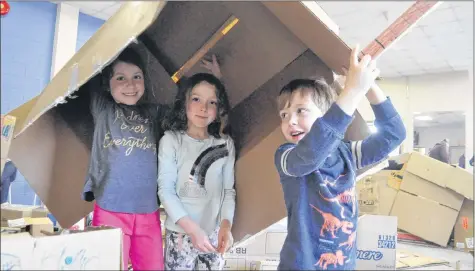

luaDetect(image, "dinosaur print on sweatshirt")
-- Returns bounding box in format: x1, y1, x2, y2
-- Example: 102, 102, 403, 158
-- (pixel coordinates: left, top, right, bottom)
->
310, 204, 353, 238
338, 231, 356, 251
318, 187, 356, 219
315, 250, 346, 270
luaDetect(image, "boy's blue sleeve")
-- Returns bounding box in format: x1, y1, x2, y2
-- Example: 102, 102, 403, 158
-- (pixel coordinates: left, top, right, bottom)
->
275, 103, 354, 177
348, 98, 406, 169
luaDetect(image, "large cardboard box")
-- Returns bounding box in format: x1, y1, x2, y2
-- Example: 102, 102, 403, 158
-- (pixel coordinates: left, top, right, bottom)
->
390, 152, 473, 247
454, 199, 474, 252
0, 227, 122, 270
6, 1, 373, 242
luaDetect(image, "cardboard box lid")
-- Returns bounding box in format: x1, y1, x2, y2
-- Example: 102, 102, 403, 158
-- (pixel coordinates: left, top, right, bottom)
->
404, 152, 473, 200
390, 191, 459, 247
7, 1, 372, 240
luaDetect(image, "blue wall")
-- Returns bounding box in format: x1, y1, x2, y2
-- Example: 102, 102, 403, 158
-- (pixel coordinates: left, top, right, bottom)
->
2, 3, 104, 206
1, 1, 57, 206
1, 1, 56, 114
76, 12, 104, 51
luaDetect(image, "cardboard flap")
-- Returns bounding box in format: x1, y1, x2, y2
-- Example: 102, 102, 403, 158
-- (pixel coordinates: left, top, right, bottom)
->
446, 166, 473, 200
390, 191, 459, 247
7, 96, 38, 136
400, 173, 464, 211
404, 152, 453, 187
16, 2, 167, 137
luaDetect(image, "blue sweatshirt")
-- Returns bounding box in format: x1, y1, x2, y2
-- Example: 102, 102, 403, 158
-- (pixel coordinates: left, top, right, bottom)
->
274, 98, 405, 270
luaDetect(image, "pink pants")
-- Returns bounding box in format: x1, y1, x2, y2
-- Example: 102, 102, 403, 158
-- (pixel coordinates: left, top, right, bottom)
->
92, 204, 164, 270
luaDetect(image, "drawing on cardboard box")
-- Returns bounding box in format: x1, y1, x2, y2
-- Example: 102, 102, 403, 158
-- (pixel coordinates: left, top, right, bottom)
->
40, 247, 100, 270
1, 253, 22, 270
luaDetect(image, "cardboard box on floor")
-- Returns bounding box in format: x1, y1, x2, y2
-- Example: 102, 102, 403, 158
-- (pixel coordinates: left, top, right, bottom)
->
1, 203, 54, 237
0, 227, 122, 270
454, 199, 474, 253
1, 114, 16, 174
226, 215, 398, 270
389, 152, 473, 247
6, 1, 373, 241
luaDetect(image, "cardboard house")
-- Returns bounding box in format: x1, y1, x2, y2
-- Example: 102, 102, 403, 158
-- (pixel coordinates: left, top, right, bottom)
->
7, 1, 373, 241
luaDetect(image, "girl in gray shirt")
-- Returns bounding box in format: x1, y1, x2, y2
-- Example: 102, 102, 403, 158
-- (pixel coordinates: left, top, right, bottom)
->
158, 73, 236, 271
82, 47, 167, 270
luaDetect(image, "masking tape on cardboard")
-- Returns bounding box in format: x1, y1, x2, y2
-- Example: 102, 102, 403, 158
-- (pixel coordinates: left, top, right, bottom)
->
67, 63, 80, 97
92, 54, 104, 74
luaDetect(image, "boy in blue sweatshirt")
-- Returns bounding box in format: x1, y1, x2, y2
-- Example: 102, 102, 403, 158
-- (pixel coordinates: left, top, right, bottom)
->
274, 46, 406, 270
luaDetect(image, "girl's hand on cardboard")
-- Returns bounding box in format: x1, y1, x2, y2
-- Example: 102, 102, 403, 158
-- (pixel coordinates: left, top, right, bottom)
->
217, 220, 233, 255
343, 44, 380, 95
201, 54, 222, 79
189, 225, 217, 253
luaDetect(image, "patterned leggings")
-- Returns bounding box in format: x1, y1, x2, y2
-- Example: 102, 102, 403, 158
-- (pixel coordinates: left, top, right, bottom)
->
164, 229, 225, 271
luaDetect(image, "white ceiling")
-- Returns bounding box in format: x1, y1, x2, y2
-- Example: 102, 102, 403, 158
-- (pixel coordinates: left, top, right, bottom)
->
316, 1, 473, 78
59, 1, 122, 20
62, 1, 473, 79
413, 111, 466, 128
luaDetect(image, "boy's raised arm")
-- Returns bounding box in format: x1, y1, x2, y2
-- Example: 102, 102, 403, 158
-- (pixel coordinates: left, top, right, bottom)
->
349, 83, 406, 169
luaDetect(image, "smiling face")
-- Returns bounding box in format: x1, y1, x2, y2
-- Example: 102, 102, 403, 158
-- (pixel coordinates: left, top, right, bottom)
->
186, 81, 218, 135
279, 89, 323, 144
109, 61, 145, 105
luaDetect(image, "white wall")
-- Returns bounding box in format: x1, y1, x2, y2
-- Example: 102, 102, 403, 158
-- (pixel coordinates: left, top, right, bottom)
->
357, 70, 473, 160
415, 123, 465, 149
51, 3, 79, 78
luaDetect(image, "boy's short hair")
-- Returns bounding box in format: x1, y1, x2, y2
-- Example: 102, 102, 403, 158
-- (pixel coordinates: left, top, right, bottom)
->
277, 78, 335, 113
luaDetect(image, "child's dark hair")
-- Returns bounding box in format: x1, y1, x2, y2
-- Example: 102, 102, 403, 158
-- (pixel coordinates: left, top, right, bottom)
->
100, 46, 155, 105
278, 78, 335, 113
162, 73, 231, 139
101, 46, 161, 140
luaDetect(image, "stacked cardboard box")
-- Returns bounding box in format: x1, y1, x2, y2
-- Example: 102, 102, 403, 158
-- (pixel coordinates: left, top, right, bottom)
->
356, 152, 474, 251
1, 204, 54, 237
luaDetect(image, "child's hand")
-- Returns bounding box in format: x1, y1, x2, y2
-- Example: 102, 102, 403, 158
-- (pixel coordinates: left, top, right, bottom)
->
343, 44, 380, 95
189, 226, 217, 253
217, 222, 233, 254
200, 54, 222, 79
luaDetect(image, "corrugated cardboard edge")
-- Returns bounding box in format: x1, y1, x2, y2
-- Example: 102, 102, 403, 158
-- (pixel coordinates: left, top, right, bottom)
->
10, 1, 168, 138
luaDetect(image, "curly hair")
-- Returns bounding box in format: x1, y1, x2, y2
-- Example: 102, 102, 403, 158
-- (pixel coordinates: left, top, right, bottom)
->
162, 73, 231, 139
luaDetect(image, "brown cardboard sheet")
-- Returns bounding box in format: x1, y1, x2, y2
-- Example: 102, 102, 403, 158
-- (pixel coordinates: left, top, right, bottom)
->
390, 191, 459, 247
7, 2, 372, 240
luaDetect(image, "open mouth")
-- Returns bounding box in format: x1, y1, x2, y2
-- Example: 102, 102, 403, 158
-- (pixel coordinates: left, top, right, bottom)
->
290, 131, 304, 138
122, 92, 138, 96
